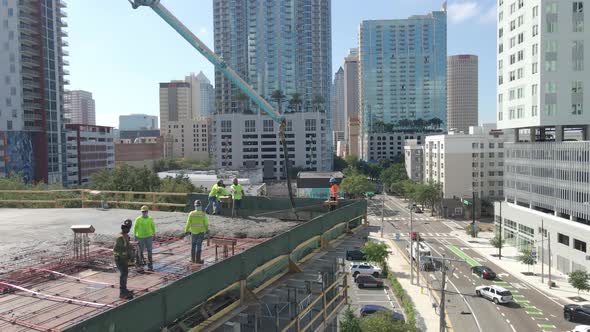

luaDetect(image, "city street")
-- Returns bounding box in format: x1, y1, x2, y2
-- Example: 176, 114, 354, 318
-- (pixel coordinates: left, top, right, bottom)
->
367, 194, 577, 332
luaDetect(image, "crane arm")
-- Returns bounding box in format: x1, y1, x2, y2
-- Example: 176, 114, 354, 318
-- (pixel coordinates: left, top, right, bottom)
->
129, 0, 284, 125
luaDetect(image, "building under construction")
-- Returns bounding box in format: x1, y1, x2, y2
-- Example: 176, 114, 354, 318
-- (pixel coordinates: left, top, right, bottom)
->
0, 193, 367, 332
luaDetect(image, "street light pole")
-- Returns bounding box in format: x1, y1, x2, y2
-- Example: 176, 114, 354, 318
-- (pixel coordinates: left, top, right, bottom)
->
499, 201, 502, 260
381, 194, 385, 238
410, 203, 414, 285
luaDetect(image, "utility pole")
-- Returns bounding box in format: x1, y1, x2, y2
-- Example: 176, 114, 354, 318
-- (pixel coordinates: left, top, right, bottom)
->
439, 254, 447, 332
410, 203, 414, 285
417, 232, 421, 287
548, 232, 552, 288
541, 219, 545, 284
381, 192, 385, 237
498, 202, 502, 260
472, 190, 477, 238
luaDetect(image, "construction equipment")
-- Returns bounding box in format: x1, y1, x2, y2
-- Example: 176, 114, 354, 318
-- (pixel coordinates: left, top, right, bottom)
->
128, 0, 297, 214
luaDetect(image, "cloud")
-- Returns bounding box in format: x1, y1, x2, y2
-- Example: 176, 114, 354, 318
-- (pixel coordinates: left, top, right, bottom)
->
447, 1, 481, 23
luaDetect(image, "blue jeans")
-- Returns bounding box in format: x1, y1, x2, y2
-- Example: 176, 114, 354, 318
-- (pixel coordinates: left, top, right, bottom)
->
206, 196, 218, 214
137, 237, 153, 269
191, 233, 205, 262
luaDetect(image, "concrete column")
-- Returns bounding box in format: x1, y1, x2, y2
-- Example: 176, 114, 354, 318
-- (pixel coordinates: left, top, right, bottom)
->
554, 210, 559, 217
539, 127, 546, 141
583, 125, 590, 141
514, 130, 520, 142
529, 127, 536, 142
555, 125, 563, 142
570, 215, 575, 221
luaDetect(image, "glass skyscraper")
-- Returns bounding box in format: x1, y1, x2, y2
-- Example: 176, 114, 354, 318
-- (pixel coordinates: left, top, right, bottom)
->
359, 10, 447, 134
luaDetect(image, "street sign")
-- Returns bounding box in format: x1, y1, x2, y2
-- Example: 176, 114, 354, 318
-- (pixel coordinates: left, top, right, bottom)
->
395, 233, 400, 241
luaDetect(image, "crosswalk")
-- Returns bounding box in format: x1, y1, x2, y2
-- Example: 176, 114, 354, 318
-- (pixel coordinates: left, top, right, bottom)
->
371, 216, 434, 222
395, 232, 451, 238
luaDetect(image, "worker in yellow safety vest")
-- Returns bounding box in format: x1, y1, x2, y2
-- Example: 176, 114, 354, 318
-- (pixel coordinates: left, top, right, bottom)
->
206, 180, 223, 215
185, 200, 209, 264
230, 178, 245, 217
134, 205, 156, 271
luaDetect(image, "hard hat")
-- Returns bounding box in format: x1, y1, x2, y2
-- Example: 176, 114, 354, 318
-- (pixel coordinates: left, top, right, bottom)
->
329, 177, 337, 183
217, 180, 224, 186
194, 200, 202, 207
121, 219, 132, 229
140, 205, 149, 212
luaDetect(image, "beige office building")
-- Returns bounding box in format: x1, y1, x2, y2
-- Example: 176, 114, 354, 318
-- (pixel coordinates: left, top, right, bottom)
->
447, 55, 478, 133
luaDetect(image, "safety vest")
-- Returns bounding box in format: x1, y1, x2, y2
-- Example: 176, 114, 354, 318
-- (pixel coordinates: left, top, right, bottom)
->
134, 216, 155, 239
231, 184, 244, 200
330, 184, 339, 200
209, 184, 219, 198
185, 210, 208, 234
113, 233, 131, 258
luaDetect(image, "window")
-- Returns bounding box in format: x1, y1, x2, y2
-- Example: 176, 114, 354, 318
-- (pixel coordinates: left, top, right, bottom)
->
510, 54, 516, 64
510, 37, 516, 48
546, 2, 558, 33
546, 82, 557, 93
509, 70, 516, 81
518, 32, 524, 44
510, 20, 516, 31
221, 120, 232, 133
517, 106, 524, 118
517, 68, 523, 79
498, 143, 504, 148
518, 0, 523, 9
498, 60, 503, 70
573, 2, 584, 32
533, 5, 539, 18
532, 105, 538, 116
517, 87, 524, 98
510, 3, 516, 14
572, 81, 583, 94
532, 24, 539, 36
498, 93, 503, 103
263, 119, 274, 132
573, 40, 584, 71
572, 103, 583, 115
498, 111, 503, 121
7, 7, 12, 16
532, 84, 538, 96
245, 120, 256, 133
574, 239, 587, 253
532, 62, 538, 74
499, 11, 504, 21
545, 60, 557, 72
498, 28, 503, 38
558, 233, 570, 246
518, 15, 524, 27
509, 89, 515, 100
305, 119, 316, 131
545, 103, 557, 116
532, 43, 538, 56
489, 152, 495, 158
499, 43, 504, 54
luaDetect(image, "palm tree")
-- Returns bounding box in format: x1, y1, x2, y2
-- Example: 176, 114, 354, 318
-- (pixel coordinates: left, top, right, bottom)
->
288, 93, 303, 113
430, 117, 443, 130
398, 119, 411, 128
312, 94, 325, 112
271, 89, 287, 114
234, 91, 249, 114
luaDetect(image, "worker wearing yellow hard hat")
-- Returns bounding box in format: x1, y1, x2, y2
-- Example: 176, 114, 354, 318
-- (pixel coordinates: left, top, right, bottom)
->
134, 205, 156, 271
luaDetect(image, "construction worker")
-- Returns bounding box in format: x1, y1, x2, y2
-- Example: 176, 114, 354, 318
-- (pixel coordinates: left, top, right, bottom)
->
206, 180, 223, 215
113, 219, 134, 299
329, 177, 339, 211
230, 178, 245, 217
184, 200, 209, 264
134, 205, 156, 271
216, 181, 228, 215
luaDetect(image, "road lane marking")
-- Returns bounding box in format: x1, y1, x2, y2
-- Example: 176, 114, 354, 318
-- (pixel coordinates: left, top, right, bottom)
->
509, 325, 516, 332
531, 317, 549, 321
501, 313, 505, 317
445, 244, 480, 266
526, 311, 543, 315
537, 324, 556, 329
523, 304, 537, 309
512, 294, 525, 298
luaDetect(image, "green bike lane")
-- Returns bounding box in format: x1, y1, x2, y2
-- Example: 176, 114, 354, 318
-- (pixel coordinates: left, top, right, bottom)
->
440, 237, 576, 332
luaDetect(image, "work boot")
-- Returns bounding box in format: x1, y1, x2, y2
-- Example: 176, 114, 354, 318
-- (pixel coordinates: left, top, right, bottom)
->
196, 255, 204, 264
119, 290, 134, 300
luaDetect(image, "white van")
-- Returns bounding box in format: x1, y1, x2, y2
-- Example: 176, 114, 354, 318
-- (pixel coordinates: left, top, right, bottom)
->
406, 241, 432, 260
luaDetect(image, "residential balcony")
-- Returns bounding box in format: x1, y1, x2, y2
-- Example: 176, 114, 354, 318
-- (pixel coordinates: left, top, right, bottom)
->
19, 34, 38, 46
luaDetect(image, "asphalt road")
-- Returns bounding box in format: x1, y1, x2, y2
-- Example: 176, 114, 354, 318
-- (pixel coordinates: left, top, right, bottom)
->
367, 194, 577, 332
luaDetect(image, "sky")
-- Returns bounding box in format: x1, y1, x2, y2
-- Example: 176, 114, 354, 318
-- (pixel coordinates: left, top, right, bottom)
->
67, 0, 498, 128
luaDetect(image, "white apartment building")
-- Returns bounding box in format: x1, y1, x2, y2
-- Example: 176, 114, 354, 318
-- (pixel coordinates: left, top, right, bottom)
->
424, 124, 513, 201
496, 0, 590, 274
211, 112, 331, 179
163, 119, 210, 160
404, 139, 424, 182
362, 132, 430, 162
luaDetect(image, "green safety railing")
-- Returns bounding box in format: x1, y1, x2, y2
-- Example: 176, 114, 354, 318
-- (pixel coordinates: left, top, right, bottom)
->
65, 199, 367, 332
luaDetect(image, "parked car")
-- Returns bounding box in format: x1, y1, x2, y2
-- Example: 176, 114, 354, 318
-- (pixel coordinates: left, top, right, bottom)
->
564, 303, 590, 323
346, 249, 366, 261
413, 206, 423, 213
360, 304, 404, 321
350, 262, 382, 278
475, 285, 513, 304
419, 256, 435, 271
569, 325, 590, 332
471, 265, 497, 280
354, 274, 384, 288
410, 231, 422, 241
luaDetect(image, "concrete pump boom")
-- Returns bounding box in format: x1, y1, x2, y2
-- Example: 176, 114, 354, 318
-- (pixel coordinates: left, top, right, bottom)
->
128, 0, 297, 213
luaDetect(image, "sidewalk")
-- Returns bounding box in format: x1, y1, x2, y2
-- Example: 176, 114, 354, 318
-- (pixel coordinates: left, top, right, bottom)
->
452, 229, 582, 304
374, 232, 444, 332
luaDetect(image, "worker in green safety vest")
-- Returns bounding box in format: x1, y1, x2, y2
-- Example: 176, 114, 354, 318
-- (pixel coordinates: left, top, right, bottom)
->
185, 200, 209, 264
230, 178, 245, 217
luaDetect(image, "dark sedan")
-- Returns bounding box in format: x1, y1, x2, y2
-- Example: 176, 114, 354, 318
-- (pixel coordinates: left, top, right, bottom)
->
471, 265, 497, 279
354, 274, 384, 288
565, 304, 590, 323
346, 249, 366, 261
360, 304, 405, 321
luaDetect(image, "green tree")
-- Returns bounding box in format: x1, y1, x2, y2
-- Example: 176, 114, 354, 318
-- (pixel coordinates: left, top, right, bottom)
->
339, 306, 362, 332
366, 163, 383, 181
312, 94, 325, 112
271, 89, 287, 114
235, 91, 249, 113
340, 173, 375, 198
569, 270, 590, 296
518, 247, 536, 272
380, 163, 407, 191
159, 174, 196, 193
288, 92, 303, 113
359, 312, 415, 332
333, 154, 348, 171
429, 117, 444, 129
490, 234, 505, 257
465, 224, 481, 237
362, 241, 390, 277
89, 164, 160, 192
